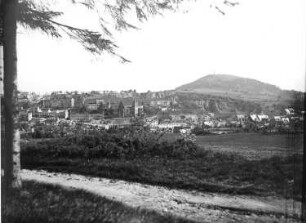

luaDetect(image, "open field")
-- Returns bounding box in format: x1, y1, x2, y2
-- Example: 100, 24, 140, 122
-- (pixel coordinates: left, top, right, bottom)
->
21, 131, 303, 200
195, 133, 304, 160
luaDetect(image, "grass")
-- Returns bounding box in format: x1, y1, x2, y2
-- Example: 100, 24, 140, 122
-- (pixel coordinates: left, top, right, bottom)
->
21, 151, 303, 200
20, 132, 303, 201
196, 133, 303, 149
2, 181, 194, 223
195, 133, 303, 159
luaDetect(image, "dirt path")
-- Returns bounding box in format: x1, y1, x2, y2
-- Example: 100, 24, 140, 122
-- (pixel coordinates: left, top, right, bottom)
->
21, 169, 301, 223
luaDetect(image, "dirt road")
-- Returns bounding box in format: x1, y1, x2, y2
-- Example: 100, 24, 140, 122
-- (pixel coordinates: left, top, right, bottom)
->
21, 169, 301, 223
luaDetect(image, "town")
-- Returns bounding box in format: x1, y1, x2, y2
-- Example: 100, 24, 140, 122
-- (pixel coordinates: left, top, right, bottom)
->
17, 90, 305, 138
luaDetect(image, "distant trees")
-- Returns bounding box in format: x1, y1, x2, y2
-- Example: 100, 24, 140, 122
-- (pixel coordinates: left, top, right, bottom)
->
97, 102, 105, 114
143, 105, 159, 116
79, 105, 87, 113
118, 101, 124, 117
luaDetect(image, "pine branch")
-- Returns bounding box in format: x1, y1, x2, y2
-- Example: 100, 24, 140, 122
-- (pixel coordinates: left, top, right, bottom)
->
17, 0, 238, 61
17, 0, 130, 62
17, 0, 62, 37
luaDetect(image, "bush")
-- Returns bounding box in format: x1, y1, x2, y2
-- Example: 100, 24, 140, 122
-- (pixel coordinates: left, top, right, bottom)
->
22, 129, 200, 160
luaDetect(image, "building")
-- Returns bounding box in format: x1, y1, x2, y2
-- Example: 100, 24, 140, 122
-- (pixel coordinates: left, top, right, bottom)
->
38, 93, 82, 109
150, 100, 171, 107
19, 110, 33, 122
70, 113, 104, 121
257, 114, 269, 122
157, 121, 187, 130
118, 100, 143, 117
84, 97, 104, 111
32, 107, 69, 120
249, 113, 269, 122
285, 108, 295, 115
106, 118, 132, 129
236, 114, 246, 121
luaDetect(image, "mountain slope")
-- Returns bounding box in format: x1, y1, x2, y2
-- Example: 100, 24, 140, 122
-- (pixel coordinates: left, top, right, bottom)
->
176, 74, 284, 102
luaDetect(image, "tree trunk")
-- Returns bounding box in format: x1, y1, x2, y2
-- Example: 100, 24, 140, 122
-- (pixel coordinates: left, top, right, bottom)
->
302, 111, 306, 221
2, 0, 22, 190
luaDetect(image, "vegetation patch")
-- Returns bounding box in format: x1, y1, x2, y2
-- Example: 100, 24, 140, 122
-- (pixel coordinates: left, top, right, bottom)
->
21, 130, 303, 200
2, 181, 194, 223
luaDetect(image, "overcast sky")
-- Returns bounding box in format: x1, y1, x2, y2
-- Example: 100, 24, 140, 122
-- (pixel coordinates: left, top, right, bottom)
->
17, 0, 305, 93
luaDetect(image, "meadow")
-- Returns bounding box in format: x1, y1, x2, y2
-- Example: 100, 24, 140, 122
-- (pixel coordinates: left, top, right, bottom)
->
195, 133, 303, 160
20, 130, 303, 200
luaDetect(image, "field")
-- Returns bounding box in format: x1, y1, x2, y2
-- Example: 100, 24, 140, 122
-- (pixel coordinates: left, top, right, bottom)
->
195, 133, 304, 160
21, 131, 303, 200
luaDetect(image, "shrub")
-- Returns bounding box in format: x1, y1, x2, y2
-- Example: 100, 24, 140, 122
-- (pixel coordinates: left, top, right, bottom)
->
22, 129, 200, 160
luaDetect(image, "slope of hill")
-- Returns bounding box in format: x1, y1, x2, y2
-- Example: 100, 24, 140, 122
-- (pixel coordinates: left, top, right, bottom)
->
174, 74, 305, 113
176, 74, 283, 102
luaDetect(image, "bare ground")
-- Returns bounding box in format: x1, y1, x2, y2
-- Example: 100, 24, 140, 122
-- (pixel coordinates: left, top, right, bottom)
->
21, 169, 302, 223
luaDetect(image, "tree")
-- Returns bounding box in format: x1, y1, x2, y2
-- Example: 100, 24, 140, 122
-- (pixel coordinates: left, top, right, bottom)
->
2, 0, 22, 191
1, 0, 239, 191
118, 101, 124, 117
97, 102, 104, 114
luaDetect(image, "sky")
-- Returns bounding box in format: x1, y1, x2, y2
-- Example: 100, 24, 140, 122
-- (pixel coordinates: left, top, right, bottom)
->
17, 0, 306, 93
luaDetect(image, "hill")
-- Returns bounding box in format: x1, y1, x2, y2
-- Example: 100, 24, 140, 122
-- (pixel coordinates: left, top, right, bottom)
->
175, 74, 305, 112
176, 74, 284, 102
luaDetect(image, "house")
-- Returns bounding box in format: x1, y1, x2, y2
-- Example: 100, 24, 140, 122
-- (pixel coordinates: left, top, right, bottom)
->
216, 120, 227, 128
70, 113, 104, 121
184, 114, 199, 122
157, 122, 187, 130
19, 110, 32, 122
179, 128, 191, 134
107, 118, 132, 129
30, 117, 47, 125
208, 113, 215, 118
86, 103, 99, 111
273, 116, 289, 124
285, 108, 295, 115
203, 120, 214, 127
202, 115, 211, 121
229, 120, 241, 127
84, 97, 104, 111
281, 117, 290, 124
32, 107, 69, 120
236, 114, 246, 121
257, 114, 269, 122
70, 113, 91, 121
150, 100, 171, 107
160, 107, 168, 112
249, 113, 268, 122
250, 114, 259, 122
144, 116, 158, 128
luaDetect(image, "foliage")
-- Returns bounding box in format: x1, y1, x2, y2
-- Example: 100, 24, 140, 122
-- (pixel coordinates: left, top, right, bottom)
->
15, 0, 173, 61
16, 0, 239, 61
191, 126, 209, 135
2, 181, 193, 223
21, 147, 303, 200
22, 128, 198, 159
21, 131, 303, 200
173, 92, 262, 114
